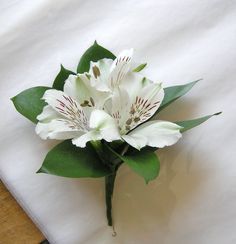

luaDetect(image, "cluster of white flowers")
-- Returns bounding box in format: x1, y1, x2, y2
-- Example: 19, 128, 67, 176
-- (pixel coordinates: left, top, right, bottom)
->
36, 49, 182, 150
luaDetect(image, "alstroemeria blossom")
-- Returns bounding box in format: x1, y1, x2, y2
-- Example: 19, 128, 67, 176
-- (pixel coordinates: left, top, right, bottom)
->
36, 74, 121, 147
36, 49, 182, 149
87, 49, 182, 149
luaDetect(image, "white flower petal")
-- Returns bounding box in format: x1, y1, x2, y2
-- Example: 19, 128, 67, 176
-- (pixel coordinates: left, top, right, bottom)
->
122, 120, 182, 150
111, 77, 164, 134
72, 131, 102, 148
122, 134, 147, 150
111, 87, 131, 133
89, 109, 121, 142
135, 79, 164, 120
36, 119, 83, 140
109, 49, 133, 88
64, 74, 110, 110
118, 72, 143, 99
37, 105, 61, 122
88, 59, 113, 92
42, 89, 89, 131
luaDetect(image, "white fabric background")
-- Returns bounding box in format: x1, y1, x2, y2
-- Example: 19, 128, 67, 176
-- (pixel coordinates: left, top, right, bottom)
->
0, 0, 236, 243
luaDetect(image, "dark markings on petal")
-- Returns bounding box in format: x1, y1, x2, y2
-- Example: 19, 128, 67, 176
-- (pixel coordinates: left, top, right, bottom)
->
92, 65, 100, 78
55, 106, 65, 112
126, 118, 132, 125
130, 106, 135, 115
134, 117, 140, 122
90, 97, 95, 106
125, 125, 130, 131
85, 73, 91, 80
68, 96, 74, 104
147, 105, 158, 111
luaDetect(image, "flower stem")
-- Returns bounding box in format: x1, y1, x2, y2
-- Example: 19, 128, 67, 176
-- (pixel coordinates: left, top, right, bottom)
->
105, 172, 117, 226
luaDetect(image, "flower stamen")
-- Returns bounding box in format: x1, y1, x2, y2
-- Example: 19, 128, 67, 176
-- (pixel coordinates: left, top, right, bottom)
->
92, 65, 100, 78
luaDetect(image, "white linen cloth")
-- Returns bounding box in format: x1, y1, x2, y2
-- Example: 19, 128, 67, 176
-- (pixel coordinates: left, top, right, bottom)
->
1, 0, 236, 243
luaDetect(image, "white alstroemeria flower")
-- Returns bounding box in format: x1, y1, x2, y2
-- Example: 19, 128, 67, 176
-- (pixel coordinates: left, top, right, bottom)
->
36, 49, 182, 150
36, 74, 121, 147
87, 49, 183, 150
88, 49, 134, 92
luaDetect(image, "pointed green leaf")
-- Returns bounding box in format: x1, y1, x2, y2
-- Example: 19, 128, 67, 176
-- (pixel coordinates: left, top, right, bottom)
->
11, 86, 50, 123
105, 145, 160, 183
123, 149, 160, 183
37, 140, 111, 178
133, 63, 147, 72
52, 65, 76, 90
158, 79, 201, 112
77, 41, 116, 73
176, 112, 222, 132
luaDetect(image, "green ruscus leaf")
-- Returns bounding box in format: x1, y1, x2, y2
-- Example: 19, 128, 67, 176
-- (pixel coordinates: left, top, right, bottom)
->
11, 86, 51, 123
158, 79, 201, 113
37, 140, 111, 178
176, 112, 222, 132
52, 65, 76, 90
106, 145, 160, 184
77, 41, 116, 73
122, 149, 160, 184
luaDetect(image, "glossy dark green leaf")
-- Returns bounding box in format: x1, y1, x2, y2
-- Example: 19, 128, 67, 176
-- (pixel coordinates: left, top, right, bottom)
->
52, 65, 76, 90
123, 149, 160, 183
37, 140, 111, 178
158, 79, 201, 112
106, 145, 160, 183
176, 112, 222, 132
11, 86, 50, 123
77, 41, 116, 73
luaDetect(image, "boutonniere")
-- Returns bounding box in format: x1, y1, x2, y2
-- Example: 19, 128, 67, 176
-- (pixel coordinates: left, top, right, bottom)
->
11, 41, 221, 233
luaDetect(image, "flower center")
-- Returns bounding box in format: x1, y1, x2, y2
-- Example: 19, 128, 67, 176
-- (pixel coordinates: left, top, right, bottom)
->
55, 95, 89, 131
115, 96, 160, 134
